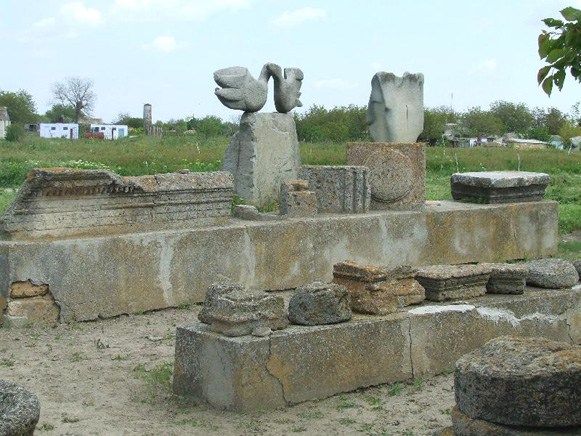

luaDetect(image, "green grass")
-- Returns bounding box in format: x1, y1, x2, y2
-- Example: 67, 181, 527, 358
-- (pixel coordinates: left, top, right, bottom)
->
1, 137, 581, 234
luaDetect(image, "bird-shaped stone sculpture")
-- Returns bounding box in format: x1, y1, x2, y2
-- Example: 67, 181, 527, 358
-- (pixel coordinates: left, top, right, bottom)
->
213, 65, 270, 112
266, 63, 304, 113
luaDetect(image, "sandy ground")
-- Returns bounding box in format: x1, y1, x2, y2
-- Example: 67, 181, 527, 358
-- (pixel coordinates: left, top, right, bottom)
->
0, 305, 456, 436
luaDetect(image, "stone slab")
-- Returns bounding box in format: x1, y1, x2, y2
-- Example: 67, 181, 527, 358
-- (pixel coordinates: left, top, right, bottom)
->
298, 165, 370, 213
347, 142, 425, 211
486, 263, 529, 294
455, 336, 581, 427
173, 288, 581, 411
451, 171, 550, 204
416, 265, 492, 302
0, 168, 234, 240
451, 406, 580, 436
0, 201, 558, 322
222, 112, 301, 207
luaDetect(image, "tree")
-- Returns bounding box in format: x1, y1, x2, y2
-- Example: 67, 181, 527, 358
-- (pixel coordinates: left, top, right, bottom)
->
113, 113, 143, 129
420, 106, 457, 145
0, 90, 38, 123
489, 101, 534, 134
51, 77, 96, 122
538, 7, 581, 95
531, 106, 567, 135
44, 104, 76, 123
461, 107, 504, 137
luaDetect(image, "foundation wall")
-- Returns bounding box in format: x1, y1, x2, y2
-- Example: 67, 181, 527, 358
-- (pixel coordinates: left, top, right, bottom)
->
174, 288, 581, 411
0, 201, 558, 322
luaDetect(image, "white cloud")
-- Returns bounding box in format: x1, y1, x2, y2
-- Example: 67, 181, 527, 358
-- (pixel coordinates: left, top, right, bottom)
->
33, 17, 57, 29
314, 78, 358, 90
272, 7, 326, 29
60, 2, 102, 26
472, 59, 498, 73
113, 0, 250, 22
142, 36, 187, 52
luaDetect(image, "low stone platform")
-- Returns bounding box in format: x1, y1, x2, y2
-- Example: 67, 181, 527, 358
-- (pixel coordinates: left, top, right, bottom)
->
0, 201, 557, 322
173, 287, 581, 411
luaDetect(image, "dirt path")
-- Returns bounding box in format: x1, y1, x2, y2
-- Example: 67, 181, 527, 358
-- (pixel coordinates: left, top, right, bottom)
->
0, 305, 455, 436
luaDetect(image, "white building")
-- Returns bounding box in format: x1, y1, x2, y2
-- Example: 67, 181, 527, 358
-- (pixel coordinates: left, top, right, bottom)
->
40, 123, 79, 139
90, 124, 128, 140
0, 106, 10, 139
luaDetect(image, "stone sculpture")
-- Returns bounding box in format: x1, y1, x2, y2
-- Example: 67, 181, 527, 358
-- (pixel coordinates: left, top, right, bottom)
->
213, 63, 303, 113
367, 72, 424, 143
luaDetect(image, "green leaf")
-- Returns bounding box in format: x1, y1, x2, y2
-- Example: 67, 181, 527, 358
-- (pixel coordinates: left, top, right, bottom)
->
537, 66, 551, 84
561, 7, 581, 22
554, 70, 566, 90
547, 48, 566, 63
542, 76, 554, 96
543, 18, 564, 27
538, 33, 551, 58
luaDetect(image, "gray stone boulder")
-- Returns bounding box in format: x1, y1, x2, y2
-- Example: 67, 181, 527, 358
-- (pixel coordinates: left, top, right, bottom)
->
289, 282, 352, 326
526, 258, 579, 289
486, 263, 529, 294
198, 283, 288, 337
573, 260, 581, 278
455, 336, 581, 427
450, 406, 581, 435
0, 379, 40, 436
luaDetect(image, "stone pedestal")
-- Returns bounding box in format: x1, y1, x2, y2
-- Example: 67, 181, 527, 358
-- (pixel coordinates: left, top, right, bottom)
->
222, 112, 301, 207
347, 142, 425, 211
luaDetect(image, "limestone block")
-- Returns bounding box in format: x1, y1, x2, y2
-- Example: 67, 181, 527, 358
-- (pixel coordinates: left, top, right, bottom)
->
455, 336, 581, 427
288, 282, 351, 325
347, 142, 425, 211
451, 406, 580, 436
0, 379, 40, 436
527, 258, 579, 289
10, 280, 49, 298
279, 180, 317, 217
486, 263, 529, 295
298, 165, 370, 213
222, 112, 301, 207
6, 293, 60, 324
198, 283, 288, 337
416, 265, 492, 302
333, 260, 424, 312
0, 168, 233, 239
367, 72, 424, 143
451, 171, 550, 204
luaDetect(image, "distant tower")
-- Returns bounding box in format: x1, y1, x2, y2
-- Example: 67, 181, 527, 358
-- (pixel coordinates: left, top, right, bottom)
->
143, 103, 152, 135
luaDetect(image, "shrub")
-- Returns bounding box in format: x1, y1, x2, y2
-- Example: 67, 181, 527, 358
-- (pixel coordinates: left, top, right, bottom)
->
5, 124, 25, 142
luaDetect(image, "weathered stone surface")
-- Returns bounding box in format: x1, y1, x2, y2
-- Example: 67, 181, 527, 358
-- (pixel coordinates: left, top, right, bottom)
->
527, 258, 579, 289
0, 294, 6, 325
367, 72, 424, 143
0, 168, 233, 239
288, 282, 351, 325
233, 204, 282, 221
451, 406, 581, 436
266, 63, 303, 113
0, 201, 558, 322
174, 289, 581, 411
279, 180, 317, 217
347, 142, 425, 211
0, 379, 40, 436
455, 336, 581, 427
198, 283, 288, 337
298, 165, 370, 213
451, 171, 550, 204
416, 265, 492, 301
333, 260, 424, 310
486, 263, 529, 294
574, 260, 581, 278
222, 112, 301, 207
213, 65, 269, 112
6, 293, 60, 324
10, 280, 48, 298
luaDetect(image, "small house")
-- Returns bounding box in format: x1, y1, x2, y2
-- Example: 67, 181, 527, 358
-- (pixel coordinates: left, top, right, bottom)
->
40, 123, 79, 139
0, 107, 11, 139
89, 124, 128, 140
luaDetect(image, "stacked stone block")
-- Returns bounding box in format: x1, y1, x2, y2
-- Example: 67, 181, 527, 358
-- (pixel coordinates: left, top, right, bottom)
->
415, 264, 492, 301
333, 260, 425, 315
279, 180, 317, 217
486, 263, 529, 295
288, 282, 352, 325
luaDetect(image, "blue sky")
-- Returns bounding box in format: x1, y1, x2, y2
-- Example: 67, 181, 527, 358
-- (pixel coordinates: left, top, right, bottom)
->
1, 0, 580, 123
